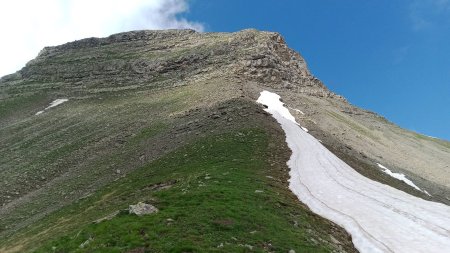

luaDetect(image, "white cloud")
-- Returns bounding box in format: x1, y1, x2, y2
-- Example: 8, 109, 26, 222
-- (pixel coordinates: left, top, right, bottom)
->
0, 0, 203, 77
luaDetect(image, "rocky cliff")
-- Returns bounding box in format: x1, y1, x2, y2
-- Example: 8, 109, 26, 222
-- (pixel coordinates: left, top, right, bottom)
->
2, 29, 338, 98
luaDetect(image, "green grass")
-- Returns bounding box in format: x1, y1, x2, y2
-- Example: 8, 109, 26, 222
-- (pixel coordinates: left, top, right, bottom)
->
5, 129, 336, 253
130, 122, 167, 143
0, 92, 46, 118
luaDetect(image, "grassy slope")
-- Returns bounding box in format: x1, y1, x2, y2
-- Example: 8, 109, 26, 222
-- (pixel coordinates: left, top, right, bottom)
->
0, 88, 185, 233
0, 29, 358, 252
0, 79, 356, 252
2, 128, 354, 253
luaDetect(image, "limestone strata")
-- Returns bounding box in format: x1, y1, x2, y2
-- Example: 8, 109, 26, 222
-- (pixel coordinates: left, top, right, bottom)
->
2, 29, 336, 98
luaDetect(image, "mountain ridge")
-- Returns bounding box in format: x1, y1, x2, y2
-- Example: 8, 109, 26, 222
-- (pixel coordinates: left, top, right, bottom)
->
1, 29, 342, 100
0, 28, 449, 252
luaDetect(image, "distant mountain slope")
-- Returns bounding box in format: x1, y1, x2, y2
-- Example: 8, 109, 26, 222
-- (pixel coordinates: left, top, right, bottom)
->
0, 29, 448, 252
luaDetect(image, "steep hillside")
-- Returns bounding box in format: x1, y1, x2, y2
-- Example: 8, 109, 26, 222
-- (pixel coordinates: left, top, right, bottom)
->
0, 29, 448, 252
0, 29, 354, 253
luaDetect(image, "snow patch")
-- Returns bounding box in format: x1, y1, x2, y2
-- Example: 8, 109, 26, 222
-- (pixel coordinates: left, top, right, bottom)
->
257, 92, 308, 132
35, 98, 68, 115
288, 106, 305, 115
257, 90, 450, 253
257, 91, 298, 124
377, 163, 431, 196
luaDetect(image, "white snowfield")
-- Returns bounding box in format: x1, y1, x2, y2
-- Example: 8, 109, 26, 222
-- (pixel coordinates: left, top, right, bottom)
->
35, 98, 68, 115
257, 90, 450, 253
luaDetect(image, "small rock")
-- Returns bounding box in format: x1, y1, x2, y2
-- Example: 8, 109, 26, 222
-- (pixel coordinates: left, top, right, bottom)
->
129, 202, 158, 216
116, 169, 121, 174
289, 250, 296, 253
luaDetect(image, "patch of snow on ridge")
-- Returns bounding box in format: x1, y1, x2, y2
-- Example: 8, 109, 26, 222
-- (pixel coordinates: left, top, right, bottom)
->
257, 90, 450, 253
293, 108, 305, 115
46, 99, 69, 109
287, 106, 305, 115
35, 99, 68, 115
256, 91, 308, 132
257, 91, 297, 124
376, 163, 430, 196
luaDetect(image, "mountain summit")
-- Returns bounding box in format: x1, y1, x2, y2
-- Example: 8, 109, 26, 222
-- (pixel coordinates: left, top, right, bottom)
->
1, 29, 449, 252
3, 29, 335, 98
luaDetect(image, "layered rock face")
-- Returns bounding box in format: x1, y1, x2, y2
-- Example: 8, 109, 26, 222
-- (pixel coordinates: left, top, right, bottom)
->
231, 30, 330, 96
2, 29, 336, 98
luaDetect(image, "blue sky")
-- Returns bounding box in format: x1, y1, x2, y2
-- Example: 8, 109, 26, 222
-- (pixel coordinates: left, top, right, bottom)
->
182, 0, 450, 140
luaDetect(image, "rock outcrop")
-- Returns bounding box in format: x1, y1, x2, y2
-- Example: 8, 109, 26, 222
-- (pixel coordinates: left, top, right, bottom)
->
129, 202, 158, 216
2, 29, 339, 98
